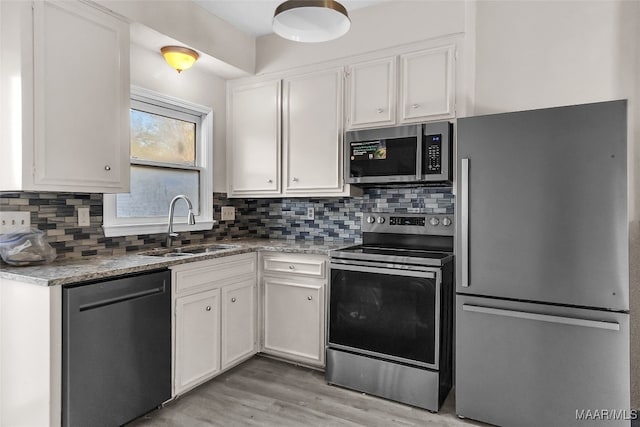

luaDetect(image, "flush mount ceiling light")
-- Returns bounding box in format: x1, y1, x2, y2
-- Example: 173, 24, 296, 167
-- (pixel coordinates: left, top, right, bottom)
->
160, 46, 199, 74
273, 0, 351, 43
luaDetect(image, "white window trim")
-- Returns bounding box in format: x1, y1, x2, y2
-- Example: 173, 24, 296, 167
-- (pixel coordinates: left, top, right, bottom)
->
103, 86, 215, 237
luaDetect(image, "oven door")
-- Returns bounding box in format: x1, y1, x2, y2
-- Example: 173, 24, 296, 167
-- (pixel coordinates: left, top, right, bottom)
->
328, 260, 441, 369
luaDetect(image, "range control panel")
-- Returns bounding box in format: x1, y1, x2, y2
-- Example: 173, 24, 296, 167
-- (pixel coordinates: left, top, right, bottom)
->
363, 213, 454, 236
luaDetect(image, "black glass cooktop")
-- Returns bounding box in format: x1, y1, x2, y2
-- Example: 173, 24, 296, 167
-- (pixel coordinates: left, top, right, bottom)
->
338, 245, 451, 260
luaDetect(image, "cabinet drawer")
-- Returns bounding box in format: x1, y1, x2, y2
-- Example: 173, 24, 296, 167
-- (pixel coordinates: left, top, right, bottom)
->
262, 254, 326, 278
173, 253, 257, 295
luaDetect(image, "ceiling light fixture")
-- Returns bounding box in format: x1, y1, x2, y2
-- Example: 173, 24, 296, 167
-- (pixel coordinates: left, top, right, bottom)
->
160, 46, 199, 74
273, 0, 351, 43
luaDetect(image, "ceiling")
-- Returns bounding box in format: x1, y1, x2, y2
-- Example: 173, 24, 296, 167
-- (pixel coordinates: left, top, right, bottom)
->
193, 0, 390, 37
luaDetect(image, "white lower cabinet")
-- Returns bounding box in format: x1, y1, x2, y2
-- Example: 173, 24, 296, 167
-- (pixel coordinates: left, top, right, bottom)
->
172, 253, 258, 396
221, 279, 257, 370
174, 289, 220, 394
261, 253, 327, 367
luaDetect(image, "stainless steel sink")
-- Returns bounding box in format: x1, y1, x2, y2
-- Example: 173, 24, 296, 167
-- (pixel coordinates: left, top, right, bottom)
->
139, 243, 240, 257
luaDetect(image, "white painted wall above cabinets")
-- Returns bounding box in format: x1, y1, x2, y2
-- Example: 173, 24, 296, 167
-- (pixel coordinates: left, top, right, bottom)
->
0, 0, 130, 193
94, 0, 256, 76
255, 1, 466, 75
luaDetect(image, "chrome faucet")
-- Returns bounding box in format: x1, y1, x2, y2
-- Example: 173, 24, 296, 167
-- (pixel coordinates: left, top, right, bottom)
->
166, 195, 196, 247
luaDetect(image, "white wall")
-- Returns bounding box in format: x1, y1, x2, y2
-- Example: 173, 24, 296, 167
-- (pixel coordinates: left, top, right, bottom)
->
473, 0, 635, 114
95, 0, 256, 75
130, 43, 228, 193
256, 0, 467, 74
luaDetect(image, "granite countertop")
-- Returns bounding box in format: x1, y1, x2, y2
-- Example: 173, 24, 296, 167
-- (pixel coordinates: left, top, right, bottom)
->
0, 238, 353, 287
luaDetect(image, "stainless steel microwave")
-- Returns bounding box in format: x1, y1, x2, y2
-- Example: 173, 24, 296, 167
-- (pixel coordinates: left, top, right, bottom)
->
345, 121, 452, 185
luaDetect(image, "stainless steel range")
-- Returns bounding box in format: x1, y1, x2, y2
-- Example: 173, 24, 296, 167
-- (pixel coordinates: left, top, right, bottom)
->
326, 212, 454, 412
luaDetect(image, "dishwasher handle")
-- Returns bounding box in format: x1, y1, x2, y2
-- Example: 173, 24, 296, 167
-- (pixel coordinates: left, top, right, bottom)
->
80, 285, 166, 312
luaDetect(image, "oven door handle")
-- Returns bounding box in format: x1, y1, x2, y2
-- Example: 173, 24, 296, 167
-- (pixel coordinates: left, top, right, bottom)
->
330, 263, 436, 279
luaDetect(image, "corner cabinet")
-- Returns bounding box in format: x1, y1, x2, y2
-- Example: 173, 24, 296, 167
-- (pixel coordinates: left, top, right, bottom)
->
346, 45, 455, 129
0, 0, 130, 193
260, 253, 327, 367
227, 68, 358, 198
171, 253, 258, 396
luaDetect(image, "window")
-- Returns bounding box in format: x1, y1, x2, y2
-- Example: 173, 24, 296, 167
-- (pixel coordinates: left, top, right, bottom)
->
103, 86, 214, 237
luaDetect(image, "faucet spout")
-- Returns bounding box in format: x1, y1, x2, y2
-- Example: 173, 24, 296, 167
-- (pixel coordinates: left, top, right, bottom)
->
166, 195, 196, 247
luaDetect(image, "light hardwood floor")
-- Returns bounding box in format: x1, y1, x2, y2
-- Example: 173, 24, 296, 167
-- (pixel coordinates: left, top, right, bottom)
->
128, 356, 486, 427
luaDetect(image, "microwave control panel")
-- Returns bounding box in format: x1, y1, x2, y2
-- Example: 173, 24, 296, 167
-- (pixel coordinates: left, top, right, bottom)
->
424, 134, 442, 174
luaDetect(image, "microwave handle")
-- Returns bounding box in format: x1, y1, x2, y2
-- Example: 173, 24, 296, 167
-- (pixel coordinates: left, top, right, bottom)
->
415, 128, 423, 181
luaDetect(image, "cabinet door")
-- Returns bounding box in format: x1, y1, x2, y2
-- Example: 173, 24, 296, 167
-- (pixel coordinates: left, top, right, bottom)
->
32, 1, 129, 192
347, 57, 396, 129
221, 279, 257, 370
283, 68, 343, 194
227, 80, 281, 197
263, 277, 324, 366
399, 46, 454, 122
175, 289, 220, 394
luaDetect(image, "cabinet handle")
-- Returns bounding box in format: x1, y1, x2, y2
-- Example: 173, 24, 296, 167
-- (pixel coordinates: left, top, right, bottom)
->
289, 265, 295, 270
307, 296, 313, 301
267, 179, 273, 184
411, 104, 420, 109
104, 165, 111, 171
205, 306, 212, 311
292, 177, 299, 182
231, 297, 237, 303
376, 108, 384, 114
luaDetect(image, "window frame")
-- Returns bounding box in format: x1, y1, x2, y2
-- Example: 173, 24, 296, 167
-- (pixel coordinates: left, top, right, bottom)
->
103, 86, 214, 237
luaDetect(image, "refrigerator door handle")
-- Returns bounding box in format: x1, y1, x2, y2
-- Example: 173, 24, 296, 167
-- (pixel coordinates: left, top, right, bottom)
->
461, 158, 470, 287
462, 304, 620, 331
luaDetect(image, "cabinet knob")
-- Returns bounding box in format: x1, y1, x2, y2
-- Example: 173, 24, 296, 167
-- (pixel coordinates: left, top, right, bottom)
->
289, 265, 295, 270
292, 177, 299, 182
376, 108, 384, 114
231, 297, 237, 303
205, 306, 212, 311
411, 104, 420, 109
307, 296, 313, 301
104, 165, 111, 171
267, 179, 273, 184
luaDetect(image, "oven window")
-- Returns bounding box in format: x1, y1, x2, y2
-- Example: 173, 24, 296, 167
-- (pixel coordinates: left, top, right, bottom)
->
349, 137, 417, 177
329, 268, 437, 365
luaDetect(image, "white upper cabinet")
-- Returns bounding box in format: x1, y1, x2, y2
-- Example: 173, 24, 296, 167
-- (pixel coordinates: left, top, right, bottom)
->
399, 46, 455, 122
283, 68, 344, 194
346, 57, 396, 129
227, 69, 355, 198
346, 45, 456, 129
0, 0, 130, 193
227, 80, 281, 197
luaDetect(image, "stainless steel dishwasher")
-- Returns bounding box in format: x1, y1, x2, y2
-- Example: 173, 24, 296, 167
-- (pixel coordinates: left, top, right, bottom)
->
62, 269, 171, 427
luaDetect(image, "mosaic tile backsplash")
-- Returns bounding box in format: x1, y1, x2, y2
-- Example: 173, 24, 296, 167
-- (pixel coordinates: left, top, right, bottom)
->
0, 186, 453, 260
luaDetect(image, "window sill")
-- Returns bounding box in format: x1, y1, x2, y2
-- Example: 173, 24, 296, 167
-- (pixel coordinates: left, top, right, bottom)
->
102, 219, 216, 238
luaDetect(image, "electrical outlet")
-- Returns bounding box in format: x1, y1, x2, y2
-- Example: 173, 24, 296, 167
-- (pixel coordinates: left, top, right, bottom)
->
221, 206, 235, 221
307, 207, 315, 220
78, 207, 90, 227
0, 212, 31, 234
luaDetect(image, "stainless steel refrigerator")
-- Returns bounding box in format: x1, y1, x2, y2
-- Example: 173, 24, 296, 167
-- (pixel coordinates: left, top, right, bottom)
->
455, 100, 630, 427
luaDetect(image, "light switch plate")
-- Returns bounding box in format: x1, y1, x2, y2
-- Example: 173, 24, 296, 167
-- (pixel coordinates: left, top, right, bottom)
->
77, 207, 90, 227
0, 212, 31, 234
221, 206, 235, 221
